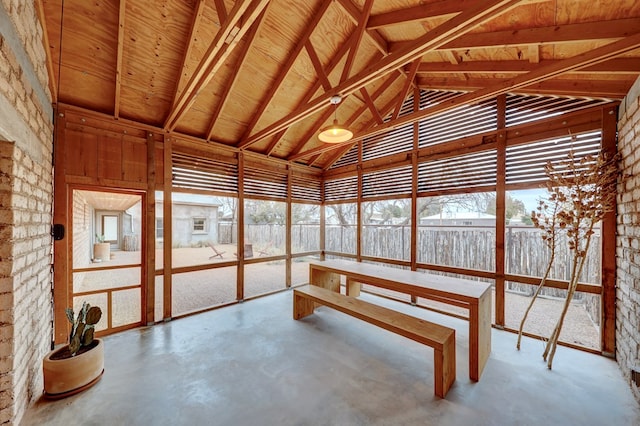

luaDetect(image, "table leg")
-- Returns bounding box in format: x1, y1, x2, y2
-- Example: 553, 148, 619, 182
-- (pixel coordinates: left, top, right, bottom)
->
345, 278, 361, 297
469, 289, 492, 381
309, 267, 340, 293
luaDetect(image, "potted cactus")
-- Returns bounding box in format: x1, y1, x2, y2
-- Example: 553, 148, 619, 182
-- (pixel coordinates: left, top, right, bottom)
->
42, 302, 104, 399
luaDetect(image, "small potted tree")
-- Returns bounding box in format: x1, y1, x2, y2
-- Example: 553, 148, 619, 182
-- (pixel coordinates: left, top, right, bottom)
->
42, 302, 104, 399
93, 234, 110, 262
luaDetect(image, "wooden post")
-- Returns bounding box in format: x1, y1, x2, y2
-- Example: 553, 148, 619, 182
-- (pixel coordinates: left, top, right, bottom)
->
411, 87, 420, 304
495, 94, 507, 327
163, 134, 173, 321
237, 152, 245, 301
53, 108, 69, 345
145, 132, 156, 325
286, 166, 292, 288
601, 104, 617, 356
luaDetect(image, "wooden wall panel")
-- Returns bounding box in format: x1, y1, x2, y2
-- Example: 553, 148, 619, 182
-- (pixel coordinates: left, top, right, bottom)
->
97, 134, 123, 180
122, 136, 147, 183
65, 129, 98, 177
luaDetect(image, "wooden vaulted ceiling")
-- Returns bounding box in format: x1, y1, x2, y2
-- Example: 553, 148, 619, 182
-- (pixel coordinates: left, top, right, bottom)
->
39, 0, 640, 170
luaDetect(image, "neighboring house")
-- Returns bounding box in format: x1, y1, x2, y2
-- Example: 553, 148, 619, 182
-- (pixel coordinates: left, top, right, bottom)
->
156, 193, 221, 248
420, 212, 496, 227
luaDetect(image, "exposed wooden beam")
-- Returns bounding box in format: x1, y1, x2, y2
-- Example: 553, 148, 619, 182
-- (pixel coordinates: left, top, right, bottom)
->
240, 0, 524, 149
113, 0, 126, 118
360, 87, 384, 125
528, 44, 540, 64
240, 0, 332, 141
305, 41, 332, 92
354, 32, 640, 142
206, 9, 267, 141
214, 0, 227, 24
415, 76, 635, 99
164, 0, 270, 131
367, 0, 545, 29
337, 0, 388, 55
169, 0, 207, 112
254, 30, 364, 154
391, 58, 420, 120
340, 0, 374, 82
389, 18, 640, 52
412, 58, 640, 74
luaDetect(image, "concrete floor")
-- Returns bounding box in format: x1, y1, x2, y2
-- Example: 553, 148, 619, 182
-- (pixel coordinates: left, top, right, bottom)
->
23, 290, 640, 426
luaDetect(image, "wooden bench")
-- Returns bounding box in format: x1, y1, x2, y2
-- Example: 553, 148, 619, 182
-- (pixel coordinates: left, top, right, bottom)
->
293, 284, 456, 398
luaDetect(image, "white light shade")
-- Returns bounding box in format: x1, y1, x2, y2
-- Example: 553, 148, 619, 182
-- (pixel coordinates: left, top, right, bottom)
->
318, 119, 353, 143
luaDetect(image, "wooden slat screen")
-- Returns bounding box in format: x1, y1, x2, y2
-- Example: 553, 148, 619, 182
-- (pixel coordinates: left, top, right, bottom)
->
291, 174, 322, 203
243, 165, 287, 199
418, 98, 497, 148
417, 149, 497, 194
362, 165, 413, 199
505, 94, 609, 127
172, 152, 237, 194
331, 144, 359, 169
324, 175, 358, 202
505, 131, 602, 186
362, 123, 413, 161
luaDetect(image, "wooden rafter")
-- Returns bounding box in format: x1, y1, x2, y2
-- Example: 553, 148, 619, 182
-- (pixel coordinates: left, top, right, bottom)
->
412, 57, 640, 74
240, 0, 524, 149
206, 9, 267, 141
360, 87, 383, 125
415, 77, 635, 99
340, 0, 374, 83
164, 0, 270, 131
292, 72, 402, 163
391, 58, 420, 121
257, 30, 364, 154
337, 0, 389, 55
169, 0, 207, 112
214, 0, 227, 24
239, 0, 333, 141
113, 0, 126, 118
388, 18, 640, 52
351, 32, 640, 143
305, 41, 332, 92
368, 0, 482, 29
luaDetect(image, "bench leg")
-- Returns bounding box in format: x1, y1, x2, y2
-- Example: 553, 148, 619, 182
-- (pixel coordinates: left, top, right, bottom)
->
433, 331, 456, 398
345, 278, 361, 297
293, 291, 315, 319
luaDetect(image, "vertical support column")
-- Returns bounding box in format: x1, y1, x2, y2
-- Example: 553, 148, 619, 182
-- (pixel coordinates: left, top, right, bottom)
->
356, 166, 362, 262
286, 166, 292, 288
53, 109, 69, 344
495, 94, 507, 327
411, 87, 420, 304
145, 132, 156, 325
163, 134, 173, 321
237, 152, 245, 301
601, 105, 618, 356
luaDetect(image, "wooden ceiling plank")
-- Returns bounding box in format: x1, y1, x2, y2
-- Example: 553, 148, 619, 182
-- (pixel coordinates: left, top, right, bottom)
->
240, 0, 333, 140
241, 0, 523, 148
169, 0, 207, 112
340, 0, 375, 83
391, 58, 420, 121
305, 41, 332, 92
113, 0, 126, 118
266, 129, 287, 156
164, 0, 270, 131
36, 0, 57, 104
354, 32, 640, 142
206, 9, 267, 141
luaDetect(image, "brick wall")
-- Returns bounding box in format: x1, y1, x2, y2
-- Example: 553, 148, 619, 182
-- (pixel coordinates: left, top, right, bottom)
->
0, 2, 54, 425
616, 75, 640, 403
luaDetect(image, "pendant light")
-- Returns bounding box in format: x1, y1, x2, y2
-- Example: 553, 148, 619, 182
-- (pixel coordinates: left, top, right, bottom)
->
318, 95, 353, 143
